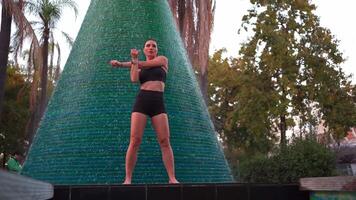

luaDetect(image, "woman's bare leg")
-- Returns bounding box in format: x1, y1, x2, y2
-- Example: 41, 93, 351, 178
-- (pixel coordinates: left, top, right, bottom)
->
152, 113, 178, 183
123, 112, 147, 184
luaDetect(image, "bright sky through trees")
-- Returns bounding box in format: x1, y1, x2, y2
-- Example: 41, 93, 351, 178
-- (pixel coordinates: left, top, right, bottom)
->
210, 0, 356, 83
2, 0, 355, 82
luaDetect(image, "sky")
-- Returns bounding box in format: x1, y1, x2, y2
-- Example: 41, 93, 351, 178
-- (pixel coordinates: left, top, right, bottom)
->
3, 0, 355, 83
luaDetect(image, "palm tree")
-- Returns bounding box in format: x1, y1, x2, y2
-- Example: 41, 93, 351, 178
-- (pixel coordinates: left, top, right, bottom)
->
0, 0, 40, 122
26, 0, 77, 117
168, 0, 215, 102
22, 0, 77, 146
13, 21, 70, 149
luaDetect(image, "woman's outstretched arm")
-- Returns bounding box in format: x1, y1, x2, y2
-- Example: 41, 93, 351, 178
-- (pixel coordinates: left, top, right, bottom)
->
138, 56, 168, 69
110, 56, 168, 69
110, 60, 132, 68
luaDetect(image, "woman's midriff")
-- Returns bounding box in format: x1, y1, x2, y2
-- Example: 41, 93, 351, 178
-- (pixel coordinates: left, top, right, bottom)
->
140, 81, 165, 92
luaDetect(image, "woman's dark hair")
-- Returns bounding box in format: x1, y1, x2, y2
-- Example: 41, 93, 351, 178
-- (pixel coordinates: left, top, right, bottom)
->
144, 38, 157, 48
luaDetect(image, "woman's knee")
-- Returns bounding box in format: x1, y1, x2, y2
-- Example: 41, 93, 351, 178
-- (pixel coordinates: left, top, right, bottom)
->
158, 137, 171, 148
130, 136, 142, 149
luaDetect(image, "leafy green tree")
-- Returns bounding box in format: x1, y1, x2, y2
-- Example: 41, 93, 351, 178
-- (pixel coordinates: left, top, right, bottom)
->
237, 0, 355, 147
208, 49, 235, 134
0, 64, 30, 168
208, 49, 276, 178
208, 1, 355, 179
209, 49, 276, 153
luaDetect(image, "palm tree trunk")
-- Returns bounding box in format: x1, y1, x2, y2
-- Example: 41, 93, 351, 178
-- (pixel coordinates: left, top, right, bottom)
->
196, 1, 212, 103
28, 23, 50, 151
169, 0, 214, 102
39, 26, 50, 117
0, 4, 13, 120
182, 0, 194, 63
177, 0, 185, 37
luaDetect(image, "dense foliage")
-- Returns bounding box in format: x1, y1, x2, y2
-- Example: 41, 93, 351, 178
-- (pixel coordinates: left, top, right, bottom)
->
0, 65, 30, 156
237, 0, 355, 147
208, 48, 353, 181
208, 0, 355, 181
240, 138, 336, 183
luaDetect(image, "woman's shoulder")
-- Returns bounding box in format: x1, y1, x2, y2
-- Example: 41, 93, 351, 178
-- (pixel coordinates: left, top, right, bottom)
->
155, 56, 168, 70
156, 55, 168, 62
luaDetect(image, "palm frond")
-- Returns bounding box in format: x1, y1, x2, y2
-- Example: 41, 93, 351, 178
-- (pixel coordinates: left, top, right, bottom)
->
61, 31, 74, 47
8, 0, 42, 67
23, 0, 39, 15
55, 42, 61, 68
30, 20, 43, 27
53, 0, 78, 18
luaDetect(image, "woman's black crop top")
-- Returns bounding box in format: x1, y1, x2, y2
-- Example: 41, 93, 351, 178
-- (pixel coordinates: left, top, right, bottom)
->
139, 66, 166, 84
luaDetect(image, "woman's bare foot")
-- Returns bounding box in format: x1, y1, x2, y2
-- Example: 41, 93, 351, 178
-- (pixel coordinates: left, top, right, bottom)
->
123, 179, 131, 184
169, 178, 179, 184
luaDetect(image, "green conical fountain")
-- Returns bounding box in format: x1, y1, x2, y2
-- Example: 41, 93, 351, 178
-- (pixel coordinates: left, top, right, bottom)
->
21, 0, 233, 184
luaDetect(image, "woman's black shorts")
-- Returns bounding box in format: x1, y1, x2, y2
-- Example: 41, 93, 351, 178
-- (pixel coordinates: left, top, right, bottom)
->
132, 90, 166, 117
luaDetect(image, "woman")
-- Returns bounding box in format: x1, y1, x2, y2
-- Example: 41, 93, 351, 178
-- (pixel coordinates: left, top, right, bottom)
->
110, 39, 179, 184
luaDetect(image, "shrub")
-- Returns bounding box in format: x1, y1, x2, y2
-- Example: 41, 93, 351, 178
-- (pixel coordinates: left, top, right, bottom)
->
240, 138, 336, 183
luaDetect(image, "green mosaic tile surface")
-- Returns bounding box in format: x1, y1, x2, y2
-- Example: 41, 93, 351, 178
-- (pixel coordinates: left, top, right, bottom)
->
21, 0, 233, 184
311, 192, 356, 200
